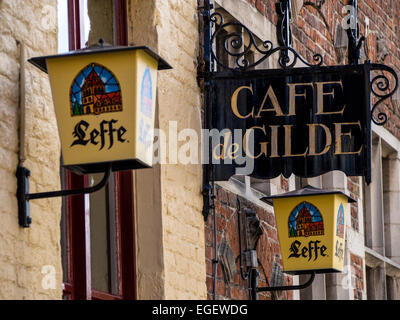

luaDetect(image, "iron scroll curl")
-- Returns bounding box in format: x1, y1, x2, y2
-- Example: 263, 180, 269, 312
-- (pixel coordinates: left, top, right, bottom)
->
209, 12, 323, 71
369, 63, 399, 126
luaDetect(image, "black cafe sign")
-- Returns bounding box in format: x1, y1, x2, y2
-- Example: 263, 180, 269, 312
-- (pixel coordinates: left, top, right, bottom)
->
209, 64, 387, 184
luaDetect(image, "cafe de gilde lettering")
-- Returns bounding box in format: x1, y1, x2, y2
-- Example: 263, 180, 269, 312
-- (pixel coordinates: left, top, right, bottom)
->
210, 65, 371, 183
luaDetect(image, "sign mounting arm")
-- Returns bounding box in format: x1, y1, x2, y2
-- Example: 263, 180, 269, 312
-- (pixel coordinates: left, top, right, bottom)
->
16, 163, 112, 228
257, 271, 315, 292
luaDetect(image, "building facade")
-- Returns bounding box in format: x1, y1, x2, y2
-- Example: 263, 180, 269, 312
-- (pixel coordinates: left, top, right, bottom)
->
0, 0, 399, 300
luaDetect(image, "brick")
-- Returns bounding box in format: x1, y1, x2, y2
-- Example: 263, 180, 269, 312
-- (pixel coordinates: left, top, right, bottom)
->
255, 0, 265, 15
207, 182, 292, 300
280, 175, 289, 191
263, 223, 279, 241
350, 253, 364, 299
230, 285, 248, 300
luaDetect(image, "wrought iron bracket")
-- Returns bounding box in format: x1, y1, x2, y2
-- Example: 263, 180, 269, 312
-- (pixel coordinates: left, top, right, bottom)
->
347, 0, 365, 65
198, 0, 323, 76
368, 62, 399, 126
276, 0, 292, 68
348, 30, 365, 65
16, 163, 112, 228
276, 0, 292, 47
257, 272, 315, 292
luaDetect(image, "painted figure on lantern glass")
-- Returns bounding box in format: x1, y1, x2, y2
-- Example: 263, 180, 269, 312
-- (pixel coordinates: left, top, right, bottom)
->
289, 202, 324, 238
70, 63, 122, 116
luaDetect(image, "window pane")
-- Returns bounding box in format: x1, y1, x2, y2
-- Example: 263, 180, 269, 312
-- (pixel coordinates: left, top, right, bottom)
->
62, 294, 72, 300
57, 0, 69, 53
86, 0, 115, 46
86, 0, 119, 296
80, 0, 91, 47
60, 168, 69, 284
89, 173, 118, 295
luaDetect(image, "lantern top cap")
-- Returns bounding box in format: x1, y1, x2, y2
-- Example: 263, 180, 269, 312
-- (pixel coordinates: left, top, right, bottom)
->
261, 185, 356, 203
28, 45, 172, 74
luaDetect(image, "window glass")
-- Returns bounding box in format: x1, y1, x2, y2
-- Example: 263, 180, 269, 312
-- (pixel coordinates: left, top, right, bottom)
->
80, 0, 91, 47
86, 0, 119, 295
57, 0, 69, 53
89, 173, 118, 295
86, 0, 115, 46
60, 167, 69, 285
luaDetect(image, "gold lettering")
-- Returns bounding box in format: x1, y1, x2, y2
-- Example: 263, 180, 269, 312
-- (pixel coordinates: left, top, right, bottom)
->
334, 122, 363, 155
287, 82, 314, 116
212, 131, 232, 160
316, 81, 346, 115
231, 85, 254, 119
243, 126, 268, 159
307, 123, 332, 156
256, 85, 284, 117
213, 143, 224, 160
227, 143, 240, 160
270, 125, 280, 158
283, 125, 308, 157
260, 142, 268, 158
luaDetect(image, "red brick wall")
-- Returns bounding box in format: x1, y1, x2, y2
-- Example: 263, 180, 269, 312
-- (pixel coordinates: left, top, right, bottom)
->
205, 185, 293, 300
347, 176, 360, 231
350, 252, 364, 300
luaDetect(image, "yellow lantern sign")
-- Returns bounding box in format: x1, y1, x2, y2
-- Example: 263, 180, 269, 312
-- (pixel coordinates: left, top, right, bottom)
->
29, 45, 172, 174
261, 185, 355, 274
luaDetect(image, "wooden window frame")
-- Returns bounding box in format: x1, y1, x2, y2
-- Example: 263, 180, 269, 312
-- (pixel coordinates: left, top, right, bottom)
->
62, 0, 136, 300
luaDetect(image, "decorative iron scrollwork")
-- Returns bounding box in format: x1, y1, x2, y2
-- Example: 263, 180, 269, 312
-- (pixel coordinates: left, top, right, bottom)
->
209, 11, 323, 71
276, 0, 292, 48
369, 64, 399, 126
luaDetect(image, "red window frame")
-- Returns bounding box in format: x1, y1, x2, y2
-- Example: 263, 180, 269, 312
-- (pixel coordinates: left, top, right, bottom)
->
62, 0, 135, 300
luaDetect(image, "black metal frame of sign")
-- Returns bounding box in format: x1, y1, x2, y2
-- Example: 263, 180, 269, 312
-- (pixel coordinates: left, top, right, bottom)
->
208, 62, 397, 184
